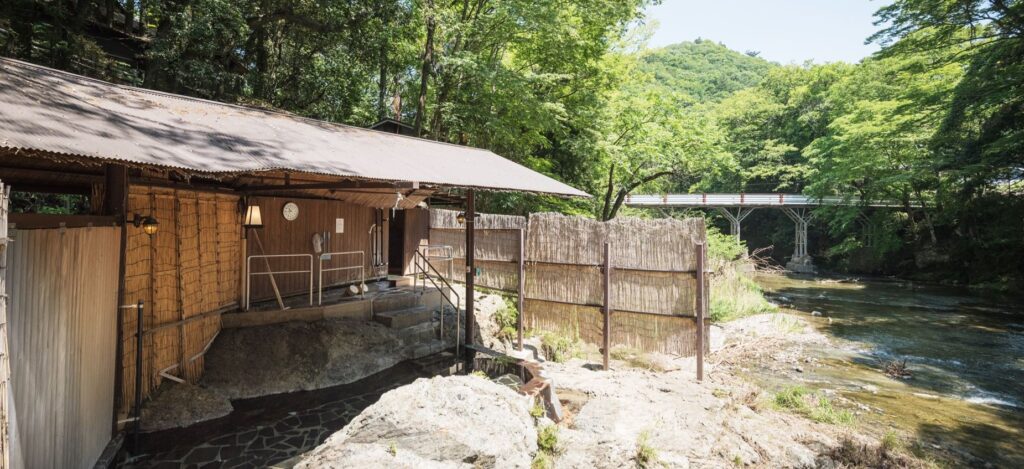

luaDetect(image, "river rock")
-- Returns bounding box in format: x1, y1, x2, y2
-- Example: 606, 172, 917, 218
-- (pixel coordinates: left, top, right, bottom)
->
296, 375, 537, 468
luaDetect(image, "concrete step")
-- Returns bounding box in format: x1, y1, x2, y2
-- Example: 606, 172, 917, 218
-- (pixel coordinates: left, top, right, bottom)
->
371, 292, 421, 312
374, 306, 432, 329
396, 321, 438, 344
410, 340, 453, 361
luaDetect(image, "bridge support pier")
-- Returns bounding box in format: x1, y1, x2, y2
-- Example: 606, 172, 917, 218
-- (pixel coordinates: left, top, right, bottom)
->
856, 213, 876, 247
716, 207, 756, 244
782, 207, 815, 273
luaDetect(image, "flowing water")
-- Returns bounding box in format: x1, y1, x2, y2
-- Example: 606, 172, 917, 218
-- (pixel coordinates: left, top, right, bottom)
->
753, 274, 1024, 467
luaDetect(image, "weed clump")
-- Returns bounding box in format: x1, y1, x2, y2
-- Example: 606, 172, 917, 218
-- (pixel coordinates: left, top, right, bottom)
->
826, 436, 928, 468
635, 431, 661, 468
532, 425, 560, 468
772, 385, 854, 425
540, 331, 580, 363
495, 295, 519, 342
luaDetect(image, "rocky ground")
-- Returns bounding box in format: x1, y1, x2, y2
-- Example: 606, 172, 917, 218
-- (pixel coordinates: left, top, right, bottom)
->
142, 317, 444, 431
295, 312, 930, 468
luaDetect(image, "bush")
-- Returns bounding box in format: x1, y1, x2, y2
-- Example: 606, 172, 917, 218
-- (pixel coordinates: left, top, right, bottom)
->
707, 225, 747, 261
537, 425, 559, 454
495, 295, 519, 342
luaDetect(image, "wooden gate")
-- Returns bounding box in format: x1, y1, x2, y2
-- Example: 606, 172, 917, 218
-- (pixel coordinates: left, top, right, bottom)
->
0, 182, 10, 469
5, 219, 121, 468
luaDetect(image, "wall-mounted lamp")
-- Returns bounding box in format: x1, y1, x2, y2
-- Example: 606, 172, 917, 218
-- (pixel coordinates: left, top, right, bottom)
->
243, 204, 263, 228
130, 213, 159, 236
456, 212, 480, 225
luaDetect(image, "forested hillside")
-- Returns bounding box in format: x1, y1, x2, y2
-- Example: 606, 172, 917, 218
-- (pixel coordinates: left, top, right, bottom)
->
640, 39, 774, 103
1, 0, 1021, 287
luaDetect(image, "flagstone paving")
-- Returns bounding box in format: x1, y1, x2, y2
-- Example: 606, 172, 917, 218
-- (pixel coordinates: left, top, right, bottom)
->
121, 360, 449, 468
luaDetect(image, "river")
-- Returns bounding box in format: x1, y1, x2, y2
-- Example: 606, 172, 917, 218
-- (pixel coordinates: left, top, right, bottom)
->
752, 274, 1024, 467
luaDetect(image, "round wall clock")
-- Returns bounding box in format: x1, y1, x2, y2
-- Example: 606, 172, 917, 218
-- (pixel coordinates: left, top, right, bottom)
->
282, 202, 299, 221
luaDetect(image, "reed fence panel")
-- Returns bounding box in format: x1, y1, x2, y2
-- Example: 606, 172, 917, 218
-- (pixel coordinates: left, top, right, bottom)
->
429, 209, 707, 357
121, 186, 238, 414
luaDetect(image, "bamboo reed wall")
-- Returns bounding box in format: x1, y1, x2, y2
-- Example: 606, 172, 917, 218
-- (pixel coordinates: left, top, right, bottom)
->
6, 226, 121, 469
429, 209, 707, 357
429, 209, 525, 291
121, 186, 240, 414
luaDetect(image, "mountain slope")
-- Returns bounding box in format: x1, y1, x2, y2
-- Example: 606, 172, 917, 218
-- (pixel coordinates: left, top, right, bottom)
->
641, 39, 775, 103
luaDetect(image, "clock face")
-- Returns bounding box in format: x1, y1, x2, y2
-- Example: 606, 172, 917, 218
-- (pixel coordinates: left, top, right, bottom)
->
282, 202, 299, 221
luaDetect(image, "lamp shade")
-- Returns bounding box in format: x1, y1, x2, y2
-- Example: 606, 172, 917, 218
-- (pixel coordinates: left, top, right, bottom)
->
243, 204, 263, 228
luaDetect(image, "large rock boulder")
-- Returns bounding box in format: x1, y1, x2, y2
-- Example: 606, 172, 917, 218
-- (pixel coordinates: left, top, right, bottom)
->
297, 375, 537, 468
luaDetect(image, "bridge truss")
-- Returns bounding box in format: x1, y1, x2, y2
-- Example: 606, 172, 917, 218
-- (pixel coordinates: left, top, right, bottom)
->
625, 194, 903, 273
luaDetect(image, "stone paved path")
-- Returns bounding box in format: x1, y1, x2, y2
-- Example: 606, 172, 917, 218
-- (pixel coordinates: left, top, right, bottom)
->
120, 361, 440, 468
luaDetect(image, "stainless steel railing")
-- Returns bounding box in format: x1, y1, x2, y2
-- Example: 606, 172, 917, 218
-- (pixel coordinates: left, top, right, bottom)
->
318, 250, 365, 304
413, 250, 461, 356
245, 253, 314, 310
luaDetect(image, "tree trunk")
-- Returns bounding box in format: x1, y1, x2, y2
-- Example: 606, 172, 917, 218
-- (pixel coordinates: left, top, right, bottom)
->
603, 170, 673, 221
414, 0, 435, 136
600, 164, 616, 221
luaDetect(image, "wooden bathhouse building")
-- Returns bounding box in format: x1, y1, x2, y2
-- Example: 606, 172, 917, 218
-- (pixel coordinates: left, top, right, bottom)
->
0, 57, 586, 468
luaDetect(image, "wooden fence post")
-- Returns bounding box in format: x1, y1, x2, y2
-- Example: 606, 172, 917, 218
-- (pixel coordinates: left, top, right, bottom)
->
695, 241, 706, 381
603, 242, 612, 371
517, 228, 525, 352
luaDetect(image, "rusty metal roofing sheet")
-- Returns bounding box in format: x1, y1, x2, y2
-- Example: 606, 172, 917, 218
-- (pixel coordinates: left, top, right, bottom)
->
0, 58, 589, 197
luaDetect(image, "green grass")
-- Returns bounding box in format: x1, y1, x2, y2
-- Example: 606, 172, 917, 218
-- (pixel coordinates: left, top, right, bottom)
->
773, 385, 854, 425
880, 430, 903, 452
709, 262, 777, 323
635, 431, 661, 468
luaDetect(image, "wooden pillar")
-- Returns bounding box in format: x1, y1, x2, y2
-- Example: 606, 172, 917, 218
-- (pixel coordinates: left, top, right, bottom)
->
602, 242, 612, 370
517, 228, 525, 351
109, 164, 128, 435
695, 241, 707, 381
464, 190, 476, 358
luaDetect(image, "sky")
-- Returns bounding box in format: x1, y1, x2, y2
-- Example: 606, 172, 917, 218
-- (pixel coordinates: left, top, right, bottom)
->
643, 0, 889, 64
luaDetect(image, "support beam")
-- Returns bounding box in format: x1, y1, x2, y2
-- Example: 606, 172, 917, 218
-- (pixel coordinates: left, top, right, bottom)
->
716, 207, 755, 243
464, 189, 476, 361
781, 207, 815, 273
856, 213, 876, 247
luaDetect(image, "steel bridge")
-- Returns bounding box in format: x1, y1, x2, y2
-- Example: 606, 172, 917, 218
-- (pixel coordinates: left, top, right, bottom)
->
625, 193, 903, 273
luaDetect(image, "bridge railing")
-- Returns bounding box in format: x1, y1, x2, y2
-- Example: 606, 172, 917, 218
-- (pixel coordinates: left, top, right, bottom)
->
625, 193, 903, 208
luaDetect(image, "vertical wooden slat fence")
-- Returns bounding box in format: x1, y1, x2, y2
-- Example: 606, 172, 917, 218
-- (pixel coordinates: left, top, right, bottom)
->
0, 183, 9, 469
6, 225, 121, 469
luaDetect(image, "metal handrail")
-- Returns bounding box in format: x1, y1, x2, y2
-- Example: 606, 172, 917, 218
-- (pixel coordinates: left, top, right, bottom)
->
246, 253, 314, 310
318, 250, 365, 304
420, 244, 454, 281
413, 250, 461, 356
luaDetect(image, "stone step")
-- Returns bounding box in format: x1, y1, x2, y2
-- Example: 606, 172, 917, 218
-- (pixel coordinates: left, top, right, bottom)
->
374, 306, 432, 329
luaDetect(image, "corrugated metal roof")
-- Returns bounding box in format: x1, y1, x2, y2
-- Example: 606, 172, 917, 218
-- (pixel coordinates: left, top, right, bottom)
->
0, 58, 589, 197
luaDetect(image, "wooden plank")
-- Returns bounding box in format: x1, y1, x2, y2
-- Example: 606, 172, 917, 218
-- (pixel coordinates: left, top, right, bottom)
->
9, 213, 118, 229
